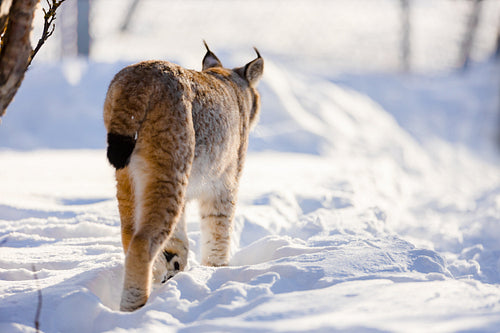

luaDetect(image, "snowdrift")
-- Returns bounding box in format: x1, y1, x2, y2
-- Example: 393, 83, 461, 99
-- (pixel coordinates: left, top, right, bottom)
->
1, 59, 500, 332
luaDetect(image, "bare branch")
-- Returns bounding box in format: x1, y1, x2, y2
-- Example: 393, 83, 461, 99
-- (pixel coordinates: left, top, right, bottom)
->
0, 0, 66, 118
0, 0, 39, 117
32, 264, 43, 333
0, 0, 13, 36
29, 0, 66, 66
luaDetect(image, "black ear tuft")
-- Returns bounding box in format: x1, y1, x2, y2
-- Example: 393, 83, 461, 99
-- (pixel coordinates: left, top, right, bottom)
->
244, 49, 264, 87
107, 133, 136, 169
202, 40, 222, 70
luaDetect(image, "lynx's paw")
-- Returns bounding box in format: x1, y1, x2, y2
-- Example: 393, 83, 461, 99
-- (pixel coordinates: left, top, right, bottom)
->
202, 257, 229, 267
120, 287, 148, 312
153, 249, 187, 284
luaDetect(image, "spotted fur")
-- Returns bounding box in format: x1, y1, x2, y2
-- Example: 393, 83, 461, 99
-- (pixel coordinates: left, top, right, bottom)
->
103, 43, 263, 312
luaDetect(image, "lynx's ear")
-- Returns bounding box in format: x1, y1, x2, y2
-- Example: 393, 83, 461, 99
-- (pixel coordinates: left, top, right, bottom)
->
202, 41, 222, 70
238, 47, 264, 87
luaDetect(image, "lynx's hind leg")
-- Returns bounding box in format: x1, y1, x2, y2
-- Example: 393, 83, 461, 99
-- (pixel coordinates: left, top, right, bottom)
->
120, 101, 195, 312
153, 208, 189, 283
121, 153, 193, 311
199, 184, 237, 267
116, 168, 135, 253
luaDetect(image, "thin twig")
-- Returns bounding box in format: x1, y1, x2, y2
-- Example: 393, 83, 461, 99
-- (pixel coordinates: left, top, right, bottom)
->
28, 0, 66, 66
32, 264, 42, 333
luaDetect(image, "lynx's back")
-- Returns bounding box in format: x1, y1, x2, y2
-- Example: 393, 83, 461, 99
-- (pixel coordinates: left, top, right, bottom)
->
103, 44, 263, 312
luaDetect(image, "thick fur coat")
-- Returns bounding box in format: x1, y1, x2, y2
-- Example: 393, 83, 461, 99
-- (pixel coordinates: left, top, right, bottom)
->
103, 43, 263, 311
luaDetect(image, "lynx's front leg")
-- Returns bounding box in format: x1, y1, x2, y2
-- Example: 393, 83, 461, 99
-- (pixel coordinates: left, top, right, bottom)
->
199, 187, 237, 266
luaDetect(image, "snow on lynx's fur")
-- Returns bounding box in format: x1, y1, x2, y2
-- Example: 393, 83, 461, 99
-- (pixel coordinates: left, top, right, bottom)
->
103, 42, 263, 312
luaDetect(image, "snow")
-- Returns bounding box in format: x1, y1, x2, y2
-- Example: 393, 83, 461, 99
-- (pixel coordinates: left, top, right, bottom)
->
2, 1, 500, 331
2, 58, 500, 332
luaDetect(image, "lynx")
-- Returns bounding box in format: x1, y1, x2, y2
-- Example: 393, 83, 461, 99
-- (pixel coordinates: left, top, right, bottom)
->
103, 42, 263, 312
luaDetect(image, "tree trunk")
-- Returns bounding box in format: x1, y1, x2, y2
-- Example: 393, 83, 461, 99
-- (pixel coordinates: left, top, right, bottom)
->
77, 0, 90, 56
0, 0, 39, 118
0, 0, 13, 33
459, 0, 483, 70
120, 0, 140, 32
494, 26, 500, 59
400, 0, 411, 72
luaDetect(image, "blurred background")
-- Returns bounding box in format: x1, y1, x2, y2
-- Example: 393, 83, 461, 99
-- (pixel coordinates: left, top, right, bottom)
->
1, 0, 500, 155
33, 0, 500, 74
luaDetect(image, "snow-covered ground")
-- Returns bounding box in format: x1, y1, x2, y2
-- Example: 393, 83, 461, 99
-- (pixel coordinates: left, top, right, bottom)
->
2, 0, 500, 332
1, 58, 500, 332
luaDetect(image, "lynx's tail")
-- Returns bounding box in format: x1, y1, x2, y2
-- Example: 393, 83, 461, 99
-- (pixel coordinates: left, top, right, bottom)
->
103, 69, 150, 170
106, 132, 136, 170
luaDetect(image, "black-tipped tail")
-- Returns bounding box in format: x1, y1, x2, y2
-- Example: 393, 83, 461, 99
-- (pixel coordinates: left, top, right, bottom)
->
107, 133, 136, 169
